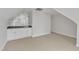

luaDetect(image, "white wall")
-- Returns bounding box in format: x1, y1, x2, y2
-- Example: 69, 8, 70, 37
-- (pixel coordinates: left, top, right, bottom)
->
0, 8, 24, 50
32, 11, 51, 37
77, 23, 79, 47
51, 13, 77, 38
0, 18, 7, 50
54, 8, 79, 47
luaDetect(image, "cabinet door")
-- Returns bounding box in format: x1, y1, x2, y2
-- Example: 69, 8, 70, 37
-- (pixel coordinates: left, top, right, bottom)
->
7, 29, 17, 40
32, 12, 51, 37
15, 28, 32, 39
7, 28, 32, 40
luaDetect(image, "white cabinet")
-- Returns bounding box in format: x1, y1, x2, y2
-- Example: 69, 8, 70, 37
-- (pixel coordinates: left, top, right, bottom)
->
7, 28, 32, 41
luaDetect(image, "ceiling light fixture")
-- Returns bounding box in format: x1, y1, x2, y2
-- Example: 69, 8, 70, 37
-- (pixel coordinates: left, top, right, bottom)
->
35, 8, 43, 11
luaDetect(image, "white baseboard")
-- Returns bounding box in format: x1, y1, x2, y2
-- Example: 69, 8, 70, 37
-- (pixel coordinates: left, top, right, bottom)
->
76, 41, 79, 47
52, 31, 76, 39
76, 43, 79, 47
0, 40, 8, 51
32, 33, 51, 37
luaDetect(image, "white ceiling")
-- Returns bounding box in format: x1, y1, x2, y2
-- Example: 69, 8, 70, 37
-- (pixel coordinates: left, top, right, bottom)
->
24, 8, 60, 15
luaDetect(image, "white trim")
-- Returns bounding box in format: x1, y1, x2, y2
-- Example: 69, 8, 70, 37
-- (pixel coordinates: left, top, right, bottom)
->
32, 33, 51, 37
52, 31, 76, 39
0, 40, 8, 51
7, 36, 32, 41
76, 43, 79, 47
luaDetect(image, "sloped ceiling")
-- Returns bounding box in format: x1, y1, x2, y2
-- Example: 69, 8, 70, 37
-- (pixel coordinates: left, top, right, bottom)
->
6, 8, 77, 25
3, 8, 78, 24
55, 8, 79, 24
0, 8, 24, 24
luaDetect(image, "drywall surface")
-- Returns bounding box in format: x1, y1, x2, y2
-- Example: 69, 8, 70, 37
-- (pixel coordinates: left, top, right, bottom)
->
32, 11, 51, 37
0, 8, 24, 50
77, 24, 79, 47
55, 8, 79, 24
51, 13, 77, 38
0, 19, 7, 50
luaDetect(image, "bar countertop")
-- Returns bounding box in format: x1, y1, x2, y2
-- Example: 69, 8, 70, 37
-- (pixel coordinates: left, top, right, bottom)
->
7, 25, 32, 29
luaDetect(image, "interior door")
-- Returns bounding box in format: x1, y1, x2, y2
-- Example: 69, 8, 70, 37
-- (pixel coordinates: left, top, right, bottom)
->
32, 11, 51, 37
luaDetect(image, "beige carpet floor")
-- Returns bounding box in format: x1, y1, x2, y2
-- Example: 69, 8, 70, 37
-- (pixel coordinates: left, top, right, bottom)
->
3, 33, 79, 51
